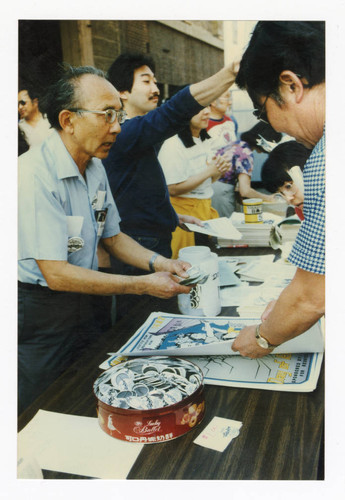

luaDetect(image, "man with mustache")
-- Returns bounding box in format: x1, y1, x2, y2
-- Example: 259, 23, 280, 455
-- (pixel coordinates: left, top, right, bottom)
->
18, 65, 194, 413
103, 53, 238, 273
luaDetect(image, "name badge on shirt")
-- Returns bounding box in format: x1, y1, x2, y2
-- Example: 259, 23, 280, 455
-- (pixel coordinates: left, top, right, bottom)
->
67, 215, 85, 253
68, 236, 84, 253
92, 190, 106, 210
95, 208, 108, 236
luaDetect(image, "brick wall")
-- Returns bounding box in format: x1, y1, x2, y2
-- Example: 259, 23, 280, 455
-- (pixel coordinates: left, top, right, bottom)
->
90, 20, 223, 86
148, 21, 223, 87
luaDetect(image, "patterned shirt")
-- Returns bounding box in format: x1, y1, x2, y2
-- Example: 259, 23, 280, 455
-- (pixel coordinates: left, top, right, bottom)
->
216, 140, 254, 185
288, 129, 325, 274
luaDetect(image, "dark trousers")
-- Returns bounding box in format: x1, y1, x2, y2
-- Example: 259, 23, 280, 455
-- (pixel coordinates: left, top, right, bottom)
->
18, 285, 99, 415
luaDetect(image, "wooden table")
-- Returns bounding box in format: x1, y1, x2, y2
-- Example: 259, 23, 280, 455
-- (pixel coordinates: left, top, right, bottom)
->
18, 248, 324, 480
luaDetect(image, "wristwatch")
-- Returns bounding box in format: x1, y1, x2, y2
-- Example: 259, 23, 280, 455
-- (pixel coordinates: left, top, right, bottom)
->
255, 324, 278, 349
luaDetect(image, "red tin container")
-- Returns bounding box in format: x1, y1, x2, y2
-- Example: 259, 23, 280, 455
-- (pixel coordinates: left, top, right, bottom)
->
94, 357, 205, 443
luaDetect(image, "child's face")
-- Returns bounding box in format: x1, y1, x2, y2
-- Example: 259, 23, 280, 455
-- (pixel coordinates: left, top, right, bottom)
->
278, 181, 304, 209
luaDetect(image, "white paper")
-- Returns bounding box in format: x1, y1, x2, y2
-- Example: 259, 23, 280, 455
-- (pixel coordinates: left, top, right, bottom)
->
185, 217, 242, 239
94, 190, 106, 210
218, 254, 275, 272
17, 454, 43, 479
218, 260, 242, 287
113, 312, 324, 357
18, 410, 143, 479
237, 261, 296, 283
66, 215, 84, 237
185, 352, 323, 392
194, 417, 242, 452
220, 282, 250, 306
100, 351, 323, 393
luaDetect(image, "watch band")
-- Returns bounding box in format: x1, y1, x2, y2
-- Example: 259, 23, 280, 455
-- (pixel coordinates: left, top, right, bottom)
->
255, 324, 278, 349
149, 252, 160, 272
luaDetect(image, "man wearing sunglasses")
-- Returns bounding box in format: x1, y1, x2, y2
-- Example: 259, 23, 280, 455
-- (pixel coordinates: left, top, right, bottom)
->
232, 21, 325, 358
18, 85, 53, 147
18, 65, 195, 414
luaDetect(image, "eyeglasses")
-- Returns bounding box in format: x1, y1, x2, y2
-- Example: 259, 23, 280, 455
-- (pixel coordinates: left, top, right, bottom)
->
68, 108, 127, 124
253, 94, 270, 124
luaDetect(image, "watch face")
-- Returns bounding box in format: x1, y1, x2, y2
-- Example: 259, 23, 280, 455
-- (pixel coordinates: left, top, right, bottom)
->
257, 337, 268, 349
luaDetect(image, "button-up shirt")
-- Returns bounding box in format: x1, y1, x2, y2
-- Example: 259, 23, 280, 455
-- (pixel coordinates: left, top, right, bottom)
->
288, 129, 325, 274
18, 130, 120, 285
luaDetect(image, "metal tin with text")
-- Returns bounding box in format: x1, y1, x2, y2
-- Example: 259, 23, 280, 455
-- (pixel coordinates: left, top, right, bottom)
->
93, 356, 205, 443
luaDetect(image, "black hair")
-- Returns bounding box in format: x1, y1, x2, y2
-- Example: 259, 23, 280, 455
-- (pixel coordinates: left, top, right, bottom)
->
18, 82, 40, 102
18, 127, 29, 156
39, 64, 105, 130
261, 140, 311, 192
240, 122, 282, 152
177, 126, 210, 148
236, 21, 325, 106
107, 52, 156, 92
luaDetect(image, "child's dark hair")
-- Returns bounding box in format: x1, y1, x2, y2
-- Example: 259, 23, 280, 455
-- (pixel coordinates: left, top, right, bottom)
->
261, 141, 311, 192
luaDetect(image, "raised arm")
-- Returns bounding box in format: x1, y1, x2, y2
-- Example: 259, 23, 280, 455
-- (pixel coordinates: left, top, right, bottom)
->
190, 62, 239, 107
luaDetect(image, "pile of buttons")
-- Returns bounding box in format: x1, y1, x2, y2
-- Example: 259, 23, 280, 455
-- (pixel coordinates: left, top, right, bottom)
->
94, 356, 203, 411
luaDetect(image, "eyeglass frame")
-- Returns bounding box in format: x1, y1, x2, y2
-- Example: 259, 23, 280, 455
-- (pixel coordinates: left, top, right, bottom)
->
68, 108, 127, 124
252, 94, 270, 124
252, 73, 303, 125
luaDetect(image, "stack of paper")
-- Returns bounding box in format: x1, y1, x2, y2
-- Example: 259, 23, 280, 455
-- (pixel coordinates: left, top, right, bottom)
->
217, 212, 282, 248
236, 260, 296, 283
113, 311, 324, 356
18, 410, 144, 479
100, 312, 325, 393
184, 217, 242, 240
279, 222, 301, 243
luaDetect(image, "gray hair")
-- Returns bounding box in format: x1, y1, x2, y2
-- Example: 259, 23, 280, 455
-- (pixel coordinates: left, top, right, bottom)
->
39, 64, 105, 130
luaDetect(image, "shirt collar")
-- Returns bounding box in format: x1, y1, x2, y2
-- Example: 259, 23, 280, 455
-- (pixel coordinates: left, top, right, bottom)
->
46, 130, 100, 181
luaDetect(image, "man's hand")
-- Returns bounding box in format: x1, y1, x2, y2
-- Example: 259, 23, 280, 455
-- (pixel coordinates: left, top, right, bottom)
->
231, 325, 273, 359
154, 255, 191, 278
140, 272, 193, 299
178, 214, 204, 231
226, 60, 240, 79
190, 60, 240, 107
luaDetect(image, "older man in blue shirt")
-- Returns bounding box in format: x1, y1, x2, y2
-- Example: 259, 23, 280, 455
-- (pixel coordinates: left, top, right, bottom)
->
18, 65, 193, 413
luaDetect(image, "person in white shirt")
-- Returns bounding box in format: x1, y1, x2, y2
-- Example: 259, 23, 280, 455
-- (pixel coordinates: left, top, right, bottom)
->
159, 106, 230, 258
18, 85, 53, 147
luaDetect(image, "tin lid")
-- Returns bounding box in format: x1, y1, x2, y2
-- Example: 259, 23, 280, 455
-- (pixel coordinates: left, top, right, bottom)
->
93, 356, 204, 412
242, 198, 263, 205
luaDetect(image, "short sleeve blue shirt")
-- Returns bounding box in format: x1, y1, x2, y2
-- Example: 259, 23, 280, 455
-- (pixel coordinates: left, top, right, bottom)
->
288, 129, 325, 274
18, 131, 121, 285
